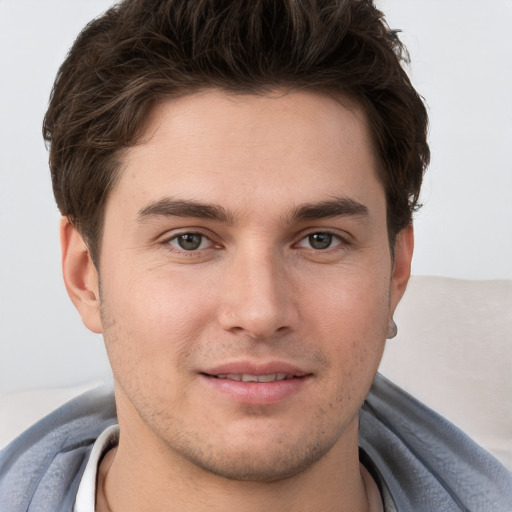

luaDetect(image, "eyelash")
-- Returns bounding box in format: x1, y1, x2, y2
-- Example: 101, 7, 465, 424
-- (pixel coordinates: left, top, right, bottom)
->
162, 229, 350, 255
295, 230, 346, 251
164, 231, 219, 255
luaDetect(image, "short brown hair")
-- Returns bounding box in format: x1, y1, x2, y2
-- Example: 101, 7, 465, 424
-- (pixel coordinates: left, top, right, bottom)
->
44, 0, 429, 264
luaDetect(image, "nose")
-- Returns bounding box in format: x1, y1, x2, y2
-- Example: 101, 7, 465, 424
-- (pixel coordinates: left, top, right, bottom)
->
218, 246, 298, 339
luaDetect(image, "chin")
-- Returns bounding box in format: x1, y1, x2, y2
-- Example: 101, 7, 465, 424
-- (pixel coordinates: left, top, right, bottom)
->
165, 425, 343, 482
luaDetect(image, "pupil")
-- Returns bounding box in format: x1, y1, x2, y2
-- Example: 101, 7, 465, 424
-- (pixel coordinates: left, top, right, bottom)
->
178, 233, 202, 250
309, 233, 332, 250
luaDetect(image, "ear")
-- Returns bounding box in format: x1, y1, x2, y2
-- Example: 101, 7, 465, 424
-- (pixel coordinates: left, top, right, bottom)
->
389, 224, 414, 314
60, 217, 103, 333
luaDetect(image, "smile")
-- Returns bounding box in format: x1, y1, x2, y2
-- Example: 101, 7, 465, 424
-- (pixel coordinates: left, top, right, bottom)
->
212, 373, 296, 382
200, 367, 311, 405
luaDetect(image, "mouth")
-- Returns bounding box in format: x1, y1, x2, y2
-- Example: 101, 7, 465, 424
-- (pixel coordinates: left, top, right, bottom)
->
199, 364, 311, 405
205, 373, 306, 382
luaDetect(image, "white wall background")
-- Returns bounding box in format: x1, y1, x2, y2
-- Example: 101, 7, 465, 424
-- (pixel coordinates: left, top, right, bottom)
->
0, 0, 511, 395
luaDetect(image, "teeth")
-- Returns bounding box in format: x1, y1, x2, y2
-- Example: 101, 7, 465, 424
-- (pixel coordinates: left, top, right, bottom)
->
254, 374, 277, 382
215, 373, 293, 382
242, 374, 258, 382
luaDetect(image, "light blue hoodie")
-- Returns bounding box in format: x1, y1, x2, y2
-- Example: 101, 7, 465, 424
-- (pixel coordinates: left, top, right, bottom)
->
1, 374, 511, 511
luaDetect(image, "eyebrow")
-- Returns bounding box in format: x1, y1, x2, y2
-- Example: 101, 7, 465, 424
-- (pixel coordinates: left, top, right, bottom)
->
137, 196, 369, 224
138, 198, 234, 224
288, 196, 369, 222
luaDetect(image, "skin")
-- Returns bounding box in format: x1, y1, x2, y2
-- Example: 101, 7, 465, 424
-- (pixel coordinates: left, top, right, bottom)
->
62, 89, 413, 511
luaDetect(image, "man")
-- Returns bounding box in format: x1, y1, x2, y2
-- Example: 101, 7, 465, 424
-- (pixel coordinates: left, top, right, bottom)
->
0, 0, 510, 510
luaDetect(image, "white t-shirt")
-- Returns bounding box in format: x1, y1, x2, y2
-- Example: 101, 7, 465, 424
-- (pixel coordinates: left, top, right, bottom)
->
73, 424, 119, 512
72, 424, 394, 512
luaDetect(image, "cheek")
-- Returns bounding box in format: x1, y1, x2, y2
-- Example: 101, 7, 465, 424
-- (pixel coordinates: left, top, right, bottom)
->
304, 268, 390, 372
98, 267, 215, 383
308, 261, 390, 326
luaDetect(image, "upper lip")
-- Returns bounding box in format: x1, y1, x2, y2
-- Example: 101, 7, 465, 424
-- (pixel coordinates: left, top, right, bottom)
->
201, 360, 310, 378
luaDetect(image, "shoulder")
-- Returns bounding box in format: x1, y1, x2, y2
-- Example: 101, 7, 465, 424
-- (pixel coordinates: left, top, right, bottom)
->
0, 386, 116, 512
360, 373, 512, 511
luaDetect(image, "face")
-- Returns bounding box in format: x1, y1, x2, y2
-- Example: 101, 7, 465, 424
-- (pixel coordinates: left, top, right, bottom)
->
64, 89, 412, 482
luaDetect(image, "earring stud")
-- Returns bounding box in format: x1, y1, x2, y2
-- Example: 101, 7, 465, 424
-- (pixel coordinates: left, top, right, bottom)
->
386, 319, 398, 339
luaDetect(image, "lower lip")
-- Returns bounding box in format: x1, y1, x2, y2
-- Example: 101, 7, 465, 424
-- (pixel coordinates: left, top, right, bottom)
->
200, 375, 310, 405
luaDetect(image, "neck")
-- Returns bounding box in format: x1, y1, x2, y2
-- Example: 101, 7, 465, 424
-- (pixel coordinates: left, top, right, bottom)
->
97, 421, 379, 512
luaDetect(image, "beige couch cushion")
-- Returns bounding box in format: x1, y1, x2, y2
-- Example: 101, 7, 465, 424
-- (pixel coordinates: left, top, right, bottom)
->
1, 277, 510, 472
380, 276, 512, 471
0, 382, 102, 449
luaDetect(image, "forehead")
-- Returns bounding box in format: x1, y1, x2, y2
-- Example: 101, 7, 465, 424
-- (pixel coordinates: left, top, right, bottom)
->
111, 88, 384, 222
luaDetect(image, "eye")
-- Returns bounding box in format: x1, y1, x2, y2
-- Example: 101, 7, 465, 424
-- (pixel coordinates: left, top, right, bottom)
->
297, 232, 342, 250
168, 232, 211, 251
